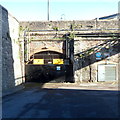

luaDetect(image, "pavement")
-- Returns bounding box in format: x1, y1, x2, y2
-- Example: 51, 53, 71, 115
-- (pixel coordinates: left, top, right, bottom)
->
2, 81, 119, 97
2, 81, 120, 119
25, 81, 119, 91
2, 84, 25, 97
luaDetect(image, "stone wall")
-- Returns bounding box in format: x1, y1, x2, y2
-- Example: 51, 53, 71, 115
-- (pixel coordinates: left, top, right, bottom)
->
1, 5, 24, 91
23, 31, 65, 62
20, 20, 118, 31
2, 6, 15, 90
0, 5, 2, 119
74, 38, 119, 82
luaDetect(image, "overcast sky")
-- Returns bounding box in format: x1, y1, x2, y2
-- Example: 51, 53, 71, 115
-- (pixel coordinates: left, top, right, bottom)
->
0, 0, 119, 21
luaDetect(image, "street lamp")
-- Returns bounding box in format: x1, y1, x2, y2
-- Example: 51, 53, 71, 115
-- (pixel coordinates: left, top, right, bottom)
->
47, 0, 50, 21
61, 14, 65, 20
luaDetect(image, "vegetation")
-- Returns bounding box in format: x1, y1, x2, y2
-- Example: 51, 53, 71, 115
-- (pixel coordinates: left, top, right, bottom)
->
52, 27, 59, 31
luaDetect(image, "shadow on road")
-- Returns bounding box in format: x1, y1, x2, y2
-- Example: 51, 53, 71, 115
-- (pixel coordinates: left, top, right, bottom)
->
2, 85, 120, 119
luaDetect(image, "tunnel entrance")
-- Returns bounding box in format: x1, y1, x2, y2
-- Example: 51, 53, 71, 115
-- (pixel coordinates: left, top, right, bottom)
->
25, 51, 74, 83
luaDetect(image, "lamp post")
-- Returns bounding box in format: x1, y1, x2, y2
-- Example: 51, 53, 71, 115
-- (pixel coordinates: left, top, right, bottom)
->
47, 0, 50, 21
61, 14, 65, 21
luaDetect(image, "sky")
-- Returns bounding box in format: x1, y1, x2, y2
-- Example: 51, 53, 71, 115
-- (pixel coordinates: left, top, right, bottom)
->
0, 0, 119, 21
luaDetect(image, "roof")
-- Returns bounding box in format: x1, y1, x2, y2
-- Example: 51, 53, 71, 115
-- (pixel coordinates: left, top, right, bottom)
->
99, 13, 119, 20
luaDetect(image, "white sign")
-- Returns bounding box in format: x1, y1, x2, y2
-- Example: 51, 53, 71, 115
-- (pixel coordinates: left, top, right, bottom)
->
56, 66, 61, 71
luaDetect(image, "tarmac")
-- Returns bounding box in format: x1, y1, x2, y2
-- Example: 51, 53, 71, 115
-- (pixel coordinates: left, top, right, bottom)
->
2, 81, 120, 119
2, 81, 119, 97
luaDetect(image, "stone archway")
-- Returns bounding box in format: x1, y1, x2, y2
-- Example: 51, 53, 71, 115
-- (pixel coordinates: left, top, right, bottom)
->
25, 50, 74, 83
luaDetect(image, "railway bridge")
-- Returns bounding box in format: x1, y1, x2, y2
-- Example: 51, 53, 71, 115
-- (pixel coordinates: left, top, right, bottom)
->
21, 27, 120, 83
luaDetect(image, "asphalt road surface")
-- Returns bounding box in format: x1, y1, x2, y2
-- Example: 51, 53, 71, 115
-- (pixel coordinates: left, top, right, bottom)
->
2, 85, 120, 119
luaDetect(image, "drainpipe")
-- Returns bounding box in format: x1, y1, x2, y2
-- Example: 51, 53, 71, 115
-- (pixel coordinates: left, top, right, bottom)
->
23, 30, 29, 83
24, 30, 29, 63
95, 18, 97, 30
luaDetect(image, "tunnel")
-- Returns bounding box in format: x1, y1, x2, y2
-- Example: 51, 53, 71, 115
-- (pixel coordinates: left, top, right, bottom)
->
25, 50, 74, 83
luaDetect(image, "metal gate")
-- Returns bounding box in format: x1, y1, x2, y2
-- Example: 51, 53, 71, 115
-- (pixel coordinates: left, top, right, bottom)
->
98, 64, 116, 81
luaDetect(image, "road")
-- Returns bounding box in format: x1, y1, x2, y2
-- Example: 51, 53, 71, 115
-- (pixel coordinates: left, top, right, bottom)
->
2, 84, 120, 119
